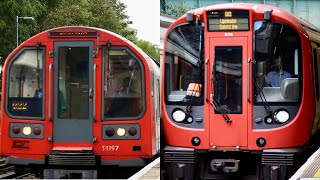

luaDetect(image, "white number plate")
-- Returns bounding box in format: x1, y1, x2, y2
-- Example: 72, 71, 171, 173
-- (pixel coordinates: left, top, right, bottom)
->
102, 145, 119, 151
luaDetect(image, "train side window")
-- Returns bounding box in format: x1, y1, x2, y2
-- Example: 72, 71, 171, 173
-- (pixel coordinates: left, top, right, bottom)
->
103, 48, 144, 119
7, 49, 44, 119
313, 48, 319, 100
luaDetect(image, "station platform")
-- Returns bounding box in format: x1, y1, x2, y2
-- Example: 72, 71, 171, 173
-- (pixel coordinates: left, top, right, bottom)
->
128, 157, 160, 180
291, 148, 320, 179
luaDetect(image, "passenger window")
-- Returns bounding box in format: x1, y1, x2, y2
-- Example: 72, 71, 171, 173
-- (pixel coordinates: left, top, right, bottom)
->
103, 48, 144, 119
7, 49, 44, 118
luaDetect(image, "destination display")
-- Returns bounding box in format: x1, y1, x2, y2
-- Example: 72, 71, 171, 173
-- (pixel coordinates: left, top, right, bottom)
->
207, 10, 249, 31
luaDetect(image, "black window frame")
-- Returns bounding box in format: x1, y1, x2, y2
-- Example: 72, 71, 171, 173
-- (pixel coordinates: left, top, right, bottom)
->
5, 47, 46, 120
101, 46, 146, 121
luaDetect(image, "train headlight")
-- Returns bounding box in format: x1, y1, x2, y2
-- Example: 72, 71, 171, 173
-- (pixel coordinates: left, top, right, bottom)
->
117, 128, 126, 137
172, 109, 186, 122
274, 110, 290, 123
22, 126, 32, 135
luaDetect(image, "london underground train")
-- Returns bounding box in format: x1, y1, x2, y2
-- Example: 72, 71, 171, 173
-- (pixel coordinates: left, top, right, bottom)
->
0, 26, 160, 177
162, 3, 320, 179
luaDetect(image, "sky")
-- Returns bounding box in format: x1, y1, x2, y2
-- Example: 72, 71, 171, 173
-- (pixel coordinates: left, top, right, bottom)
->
119, 0, 160, 45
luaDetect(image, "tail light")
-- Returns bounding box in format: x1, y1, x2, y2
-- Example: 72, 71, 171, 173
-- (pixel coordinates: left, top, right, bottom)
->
12, 126, 20, 134
33, 127, 41, 135
128, 127, 137, 136
105, 127, 115, 137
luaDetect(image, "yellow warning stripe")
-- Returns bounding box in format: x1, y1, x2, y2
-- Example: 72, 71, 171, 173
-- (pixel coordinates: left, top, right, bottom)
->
314, 167, 320, 177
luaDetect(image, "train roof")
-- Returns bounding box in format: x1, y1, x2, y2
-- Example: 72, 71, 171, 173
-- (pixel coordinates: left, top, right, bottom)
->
12, 26, 159, 72
172, 3, 320, 43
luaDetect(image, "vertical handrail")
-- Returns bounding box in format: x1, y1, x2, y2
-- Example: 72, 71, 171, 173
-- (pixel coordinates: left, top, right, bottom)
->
205, 58, 209, 102
247, 58, 251, 102
93, 63, 96, 121
49, 63, 53, 121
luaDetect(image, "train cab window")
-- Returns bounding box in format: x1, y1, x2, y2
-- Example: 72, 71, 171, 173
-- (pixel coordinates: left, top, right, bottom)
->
103, 48, 144, 119
254, 21, 301, 103
7, 49, 44, 118
164, 23, 204, 105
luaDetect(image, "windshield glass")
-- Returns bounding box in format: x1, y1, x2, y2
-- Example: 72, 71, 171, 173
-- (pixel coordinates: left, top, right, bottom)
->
164, 23, 204, 105
253, 21, 301, 103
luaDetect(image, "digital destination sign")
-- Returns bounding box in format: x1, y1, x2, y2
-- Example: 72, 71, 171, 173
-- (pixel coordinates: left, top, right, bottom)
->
207, 10, 249, 31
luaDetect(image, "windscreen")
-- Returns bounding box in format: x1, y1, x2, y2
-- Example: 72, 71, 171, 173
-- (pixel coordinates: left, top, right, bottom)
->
164, 23, 204, 105
253, 21, 301, 104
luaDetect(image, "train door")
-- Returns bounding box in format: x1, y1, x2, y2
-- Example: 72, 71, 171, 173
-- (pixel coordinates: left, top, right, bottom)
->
209, 37, 248, 148
53, 41, 94, 144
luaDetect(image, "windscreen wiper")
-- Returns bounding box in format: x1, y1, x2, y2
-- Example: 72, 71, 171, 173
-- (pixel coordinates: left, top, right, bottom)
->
210, 69, 232, 123
253, 77, 272, 116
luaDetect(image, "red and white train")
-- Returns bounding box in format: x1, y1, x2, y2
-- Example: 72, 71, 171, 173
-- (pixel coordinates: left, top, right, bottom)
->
0, 26, 160, 178
162, 3, 320, 179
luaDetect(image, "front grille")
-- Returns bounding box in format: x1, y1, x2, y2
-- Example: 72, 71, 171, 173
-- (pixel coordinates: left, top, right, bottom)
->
164, 150, 195, 163
262, 152, 295, 165
48, 153, 96, 166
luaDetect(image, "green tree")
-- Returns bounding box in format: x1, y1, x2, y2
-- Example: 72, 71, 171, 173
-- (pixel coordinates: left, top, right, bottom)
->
0, 0, 45, 62
0, 0, 159, 63
132, 38, 160, 62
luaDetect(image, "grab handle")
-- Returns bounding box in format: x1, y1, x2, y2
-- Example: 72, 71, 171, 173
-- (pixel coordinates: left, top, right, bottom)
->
49, 63, 53, 121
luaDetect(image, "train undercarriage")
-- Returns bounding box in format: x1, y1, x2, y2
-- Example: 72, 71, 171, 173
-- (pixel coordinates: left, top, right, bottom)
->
163, 146, 310, 180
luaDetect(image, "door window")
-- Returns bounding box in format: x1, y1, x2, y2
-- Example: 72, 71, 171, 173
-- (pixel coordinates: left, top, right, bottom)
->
214, 46, 242, 114
57, 47, 89, 119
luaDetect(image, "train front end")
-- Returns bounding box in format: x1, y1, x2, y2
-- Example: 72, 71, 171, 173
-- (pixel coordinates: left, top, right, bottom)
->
162, 3, 314, 179
0, 26, 160, 176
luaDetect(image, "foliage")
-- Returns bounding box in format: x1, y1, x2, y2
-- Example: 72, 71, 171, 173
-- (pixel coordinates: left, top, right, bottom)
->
0, 0, 45, 62
0, 0, 159, 64
132, 38, 160, 62
161, 0, 197, 17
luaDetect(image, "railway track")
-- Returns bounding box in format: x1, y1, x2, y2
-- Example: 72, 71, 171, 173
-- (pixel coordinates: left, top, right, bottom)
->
0, 158, 34, 179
